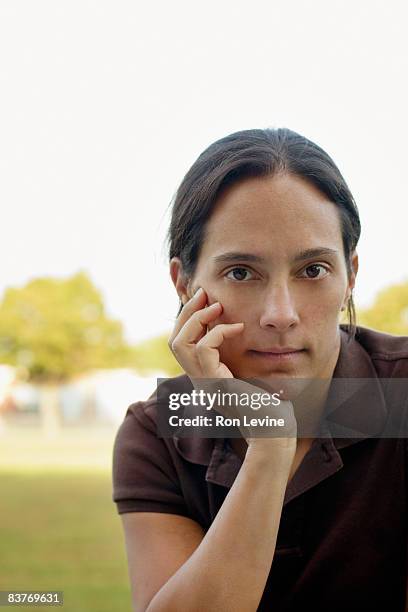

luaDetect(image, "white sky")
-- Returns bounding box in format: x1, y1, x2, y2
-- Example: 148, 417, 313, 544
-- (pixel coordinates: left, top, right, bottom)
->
1, 0, 407, 344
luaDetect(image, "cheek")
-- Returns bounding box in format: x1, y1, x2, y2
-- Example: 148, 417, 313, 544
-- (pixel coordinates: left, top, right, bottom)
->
206, 294, 249, 330
205, 280, 256, 317
300, 287, 343, 339
301, 282, 345, 320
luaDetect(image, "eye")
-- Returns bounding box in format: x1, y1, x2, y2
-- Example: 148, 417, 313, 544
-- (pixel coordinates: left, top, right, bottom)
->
300, 264, 330, 279
225, 267, 254, 281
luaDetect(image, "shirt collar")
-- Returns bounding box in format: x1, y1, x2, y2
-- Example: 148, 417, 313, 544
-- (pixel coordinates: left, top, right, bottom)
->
327, 327, 387, 449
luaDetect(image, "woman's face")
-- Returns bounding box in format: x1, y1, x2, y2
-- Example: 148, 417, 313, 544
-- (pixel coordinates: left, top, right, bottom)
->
172, 172, 358, 381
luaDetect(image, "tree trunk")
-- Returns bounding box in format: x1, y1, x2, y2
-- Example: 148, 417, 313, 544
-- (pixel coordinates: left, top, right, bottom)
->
39, 383, 61, 439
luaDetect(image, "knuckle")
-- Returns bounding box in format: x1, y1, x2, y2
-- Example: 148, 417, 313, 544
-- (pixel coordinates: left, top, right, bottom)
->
195, 337, 207, 352
193, 309, 206, 323
170, 338, 180, 353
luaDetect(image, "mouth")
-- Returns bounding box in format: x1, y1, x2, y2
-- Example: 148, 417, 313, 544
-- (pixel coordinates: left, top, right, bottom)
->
248, 348, 306, 362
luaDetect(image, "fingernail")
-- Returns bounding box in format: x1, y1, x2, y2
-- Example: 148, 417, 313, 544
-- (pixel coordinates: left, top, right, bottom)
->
193, 287, 204, 298
208, 302, 220, 308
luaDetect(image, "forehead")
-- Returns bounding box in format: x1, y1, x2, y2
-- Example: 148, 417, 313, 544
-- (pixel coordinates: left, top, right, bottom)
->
201, 173, 344, 258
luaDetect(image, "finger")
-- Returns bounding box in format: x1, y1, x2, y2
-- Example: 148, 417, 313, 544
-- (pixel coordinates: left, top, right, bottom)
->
170, 304, 224, 372
168, 287, 208, 346
173, 302, 223, 349
195, 322, 244, 376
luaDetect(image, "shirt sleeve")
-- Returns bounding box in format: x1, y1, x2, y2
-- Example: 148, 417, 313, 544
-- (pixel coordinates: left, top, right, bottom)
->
112, 401, 191, 517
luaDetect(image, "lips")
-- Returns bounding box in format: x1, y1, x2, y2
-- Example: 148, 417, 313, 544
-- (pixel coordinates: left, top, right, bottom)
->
250, 347, 304, 354
247, 348, 306, 364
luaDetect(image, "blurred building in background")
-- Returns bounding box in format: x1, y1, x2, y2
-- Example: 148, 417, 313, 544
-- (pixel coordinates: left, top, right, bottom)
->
0, 364, 164, 433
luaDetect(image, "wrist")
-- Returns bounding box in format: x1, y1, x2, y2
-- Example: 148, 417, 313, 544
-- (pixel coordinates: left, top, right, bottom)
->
245, 438, 296, 468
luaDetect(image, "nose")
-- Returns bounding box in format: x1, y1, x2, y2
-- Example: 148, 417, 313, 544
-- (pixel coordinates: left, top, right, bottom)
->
259, 283, 300, 331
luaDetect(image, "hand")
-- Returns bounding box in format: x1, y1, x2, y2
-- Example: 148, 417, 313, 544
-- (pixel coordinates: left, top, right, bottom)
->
168, 287, 244, 379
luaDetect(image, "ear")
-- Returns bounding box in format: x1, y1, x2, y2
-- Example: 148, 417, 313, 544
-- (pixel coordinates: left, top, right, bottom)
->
342, 251, 359, 310
169, 257, 192, 306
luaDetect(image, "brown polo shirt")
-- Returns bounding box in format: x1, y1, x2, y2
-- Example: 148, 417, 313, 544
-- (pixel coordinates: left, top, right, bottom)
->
112, 325, 408, 611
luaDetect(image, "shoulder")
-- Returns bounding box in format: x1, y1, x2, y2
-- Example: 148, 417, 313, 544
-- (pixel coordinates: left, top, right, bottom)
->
354, 325, 408, 359
353, 325, 408, 376
112, 376, 196, 514
112, 373, 194, 464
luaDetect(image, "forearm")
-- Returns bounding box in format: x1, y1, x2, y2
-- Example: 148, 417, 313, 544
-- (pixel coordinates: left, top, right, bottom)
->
146, 447, 293, 612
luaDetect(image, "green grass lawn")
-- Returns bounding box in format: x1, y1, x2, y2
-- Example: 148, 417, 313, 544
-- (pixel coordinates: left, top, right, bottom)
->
0, 429, 132, 612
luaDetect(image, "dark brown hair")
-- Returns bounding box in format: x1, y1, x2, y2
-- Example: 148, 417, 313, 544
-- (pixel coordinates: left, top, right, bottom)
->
166, 127, 361, 338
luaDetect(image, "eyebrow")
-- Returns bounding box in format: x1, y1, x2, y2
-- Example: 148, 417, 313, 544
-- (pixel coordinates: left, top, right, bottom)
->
212, 247, 340, 265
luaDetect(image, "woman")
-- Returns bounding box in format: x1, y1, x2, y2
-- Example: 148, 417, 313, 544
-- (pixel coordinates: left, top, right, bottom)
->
112, 128, 408, 611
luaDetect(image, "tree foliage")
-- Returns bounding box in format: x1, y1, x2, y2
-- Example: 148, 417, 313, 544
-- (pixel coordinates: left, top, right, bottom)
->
357, 281, 408, 335
0, 271, 132, 382
131, 333, 183, 376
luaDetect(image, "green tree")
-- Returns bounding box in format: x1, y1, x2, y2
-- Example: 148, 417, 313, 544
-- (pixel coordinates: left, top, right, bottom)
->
357, 281, 408, 335
0, 271, 132, 382
131, 333, 183, 376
